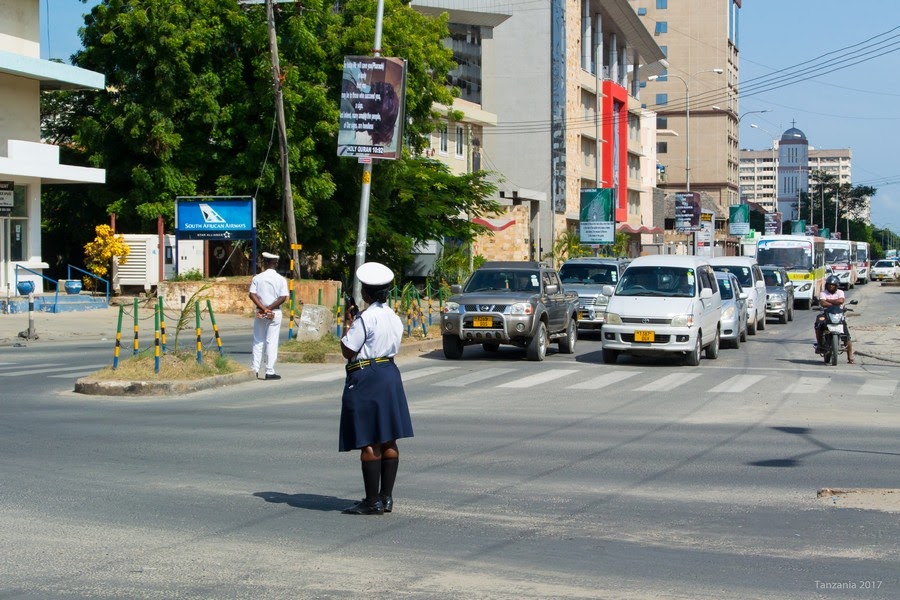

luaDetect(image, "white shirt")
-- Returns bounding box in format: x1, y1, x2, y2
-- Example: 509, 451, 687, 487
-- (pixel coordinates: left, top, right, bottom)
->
341, 302, 403, 359
249, 268, 289, 310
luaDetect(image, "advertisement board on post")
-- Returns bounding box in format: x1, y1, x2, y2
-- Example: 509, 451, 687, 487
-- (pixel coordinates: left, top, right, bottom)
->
728, 204, 750, 236
175, 197, 255, 241
764, 212, 782, 235
675, 192, 701, 232
695, 211, 715, 257
0, 181, 13, 215
579, 188, 615, 244
337, 56, 407, 160
791, 220, 806, 235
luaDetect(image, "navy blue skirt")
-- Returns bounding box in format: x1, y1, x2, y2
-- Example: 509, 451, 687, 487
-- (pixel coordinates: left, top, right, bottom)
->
339, 361, 414, 452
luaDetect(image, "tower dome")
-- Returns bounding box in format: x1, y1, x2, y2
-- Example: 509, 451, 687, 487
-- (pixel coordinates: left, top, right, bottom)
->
781, 127, 807, 142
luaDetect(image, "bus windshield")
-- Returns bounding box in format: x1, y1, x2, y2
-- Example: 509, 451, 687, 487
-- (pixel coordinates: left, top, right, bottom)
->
826, 248, 850, 264
756, 243, 812, 270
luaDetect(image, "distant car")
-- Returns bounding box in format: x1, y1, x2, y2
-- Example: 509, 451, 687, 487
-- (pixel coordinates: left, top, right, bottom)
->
714, 271, 748, 349
557, 257, 630, 330
870, 259, 900, 281
709, 257, 767, 335
761, 265, 795, 324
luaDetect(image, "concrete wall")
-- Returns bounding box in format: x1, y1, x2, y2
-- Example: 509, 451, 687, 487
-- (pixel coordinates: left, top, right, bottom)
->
159, 279, 342, 315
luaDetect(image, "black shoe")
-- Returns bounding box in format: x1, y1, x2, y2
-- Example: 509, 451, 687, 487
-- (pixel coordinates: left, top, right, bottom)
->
264, 373, 281, 380
342, 498, 384, 515
381, 495, 393, 513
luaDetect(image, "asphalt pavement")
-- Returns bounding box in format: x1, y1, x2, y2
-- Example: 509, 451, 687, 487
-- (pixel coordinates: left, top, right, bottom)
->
1, 282, 898, 364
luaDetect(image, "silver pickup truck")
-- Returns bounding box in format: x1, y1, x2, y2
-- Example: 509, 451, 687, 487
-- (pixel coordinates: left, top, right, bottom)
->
440, 261, 579, 361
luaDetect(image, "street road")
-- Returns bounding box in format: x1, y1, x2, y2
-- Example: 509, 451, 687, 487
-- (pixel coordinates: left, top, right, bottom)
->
1, 285, 898, 599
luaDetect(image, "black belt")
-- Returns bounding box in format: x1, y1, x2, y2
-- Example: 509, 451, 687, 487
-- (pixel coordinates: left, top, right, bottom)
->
345, 357, 393, 373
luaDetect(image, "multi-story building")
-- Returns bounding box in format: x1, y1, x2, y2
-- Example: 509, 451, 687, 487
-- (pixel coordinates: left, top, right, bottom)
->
631, 0, 741, 218
739, 129, 855, 220
0, 0, 105, 297
414, 0, 666, 263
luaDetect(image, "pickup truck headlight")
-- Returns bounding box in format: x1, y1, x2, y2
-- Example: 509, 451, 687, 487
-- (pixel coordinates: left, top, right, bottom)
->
671, 314, 695, 327
596, 295, 610, 307
509, 302, 533, 315
442, 301, 460, 314
605, 312, 622, 325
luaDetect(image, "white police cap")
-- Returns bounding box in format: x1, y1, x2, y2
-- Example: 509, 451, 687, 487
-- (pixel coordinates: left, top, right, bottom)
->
357, 262, 394, 287
261, 252, 279, 260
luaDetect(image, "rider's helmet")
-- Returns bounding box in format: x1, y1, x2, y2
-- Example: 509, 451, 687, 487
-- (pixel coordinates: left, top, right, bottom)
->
825, 275, 840, 290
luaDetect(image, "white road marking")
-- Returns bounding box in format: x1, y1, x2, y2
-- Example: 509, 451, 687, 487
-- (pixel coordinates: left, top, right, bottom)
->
568, 370, 642, 390
707, 374, 767, 394
635, 372, 702, 392
434, 368, 517, 387
498, 369, 580, 388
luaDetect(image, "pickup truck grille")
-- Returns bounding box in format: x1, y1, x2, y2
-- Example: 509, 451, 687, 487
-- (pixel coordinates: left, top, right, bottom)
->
464, 304, 509, 312
578, 297, 601, 309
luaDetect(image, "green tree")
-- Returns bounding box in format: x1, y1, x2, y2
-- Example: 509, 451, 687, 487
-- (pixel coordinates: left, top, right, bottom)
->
46, 0, 499, 281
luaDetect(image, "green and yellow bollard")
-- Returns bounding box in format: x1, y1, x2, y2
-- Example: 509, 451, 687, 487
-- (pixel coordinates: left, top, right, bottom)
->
207, 299, 224, 356
112, 305, 124, 370
195, 300, 203, 364
132, 298, 139, 356
158, 296, 167, 354
154, 304, 161, 374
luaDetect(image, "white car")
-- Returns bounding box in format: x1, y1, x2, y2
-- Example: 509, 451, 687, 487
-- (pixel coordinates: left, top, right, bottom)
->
601, 255, 722, 366
870, 259, 900, 281
709, 256, 767, 335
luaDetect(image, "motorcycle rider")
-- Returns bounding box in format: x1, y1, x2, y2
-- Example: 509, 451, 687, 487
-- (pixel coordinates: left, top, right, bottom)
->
815, 275, 854, 364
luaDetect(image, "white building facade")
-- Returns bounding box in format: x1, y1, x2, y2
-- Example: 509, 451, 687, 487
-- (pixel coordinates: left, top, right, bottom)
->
0, 0, 105, 296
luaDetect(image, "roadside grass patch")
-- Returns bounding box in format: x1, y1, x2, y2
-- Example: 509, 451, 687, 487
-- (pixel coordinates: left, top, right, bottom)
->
90, 350, 245, 380
280, 324, 442, 363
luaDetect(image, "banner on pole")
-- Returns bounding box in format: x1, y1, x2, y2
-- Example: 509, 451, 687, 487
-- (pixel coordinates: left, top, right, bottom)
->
579, 188, 615, 244
338, 56, 407, 160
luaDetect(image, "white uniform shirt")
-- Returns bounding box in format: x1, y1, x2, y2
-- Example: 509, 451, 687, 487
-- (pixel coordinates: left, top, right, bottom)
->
341, 302, 403, 359
249, 268, 289, 310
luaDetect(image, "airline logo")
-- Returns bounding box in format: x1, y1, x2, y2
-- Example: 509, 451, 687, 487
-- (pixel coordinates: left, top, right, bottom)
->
199, 203, 226, 223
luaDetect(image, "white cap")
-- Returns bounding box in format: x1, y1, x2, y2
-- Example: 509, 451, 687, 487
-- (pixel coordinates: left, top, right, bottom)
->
357, 262, 394, 287
261, 252, 279, 260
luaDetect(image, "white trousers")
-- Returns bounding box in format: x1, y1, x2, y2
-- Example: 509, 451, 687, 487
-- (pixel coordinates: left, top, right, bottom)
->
251, 310, 283, 375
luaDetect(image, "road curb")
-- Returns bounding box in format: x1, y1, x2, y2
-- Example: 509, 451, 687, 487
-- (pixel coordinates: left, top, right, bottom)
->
74, 368, 257, 396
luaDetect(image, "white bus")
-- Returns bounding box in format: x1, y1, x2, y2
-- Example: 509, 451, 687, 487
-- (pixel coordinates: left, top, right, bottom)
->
824, 239, 856, 290
854, 241, 870, 284
756, 235, 826, 310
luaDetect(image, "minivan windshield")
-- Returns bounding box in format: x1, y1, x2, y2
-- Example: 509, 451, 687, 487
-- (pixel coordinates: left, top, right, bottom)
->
558, 263, 619, 286
616, 267, 695, 297
711, 265, 752, 287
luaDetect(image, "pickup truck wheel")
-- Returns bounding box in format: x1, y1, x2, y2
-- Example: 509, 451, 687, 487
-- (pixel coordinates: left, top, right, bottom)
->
526, 322, 548, 361
601, 348, 618, 364
685, 336, 702, 366
558, 319, 577, 354
482, 343, 500, 352
442, 335, 464, 360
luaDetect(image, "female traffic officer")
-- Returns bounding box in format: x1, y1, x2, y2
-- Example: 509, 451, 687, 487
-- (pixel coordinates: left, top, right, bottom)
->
339, 262, 414, 515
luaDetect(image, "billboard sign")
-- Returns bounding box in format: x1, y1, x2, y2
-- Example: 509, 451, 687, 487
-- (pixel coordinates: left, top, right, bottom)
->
338, 56, 407, 160
695, 211, 715, 257
791, 219, 806, 235
728, 204, 750, 236
579, 188, 615, 244
764, 212, 782, 235
175, 197, 255, 240
0, 181, 12, 215
675, 192, 701, 232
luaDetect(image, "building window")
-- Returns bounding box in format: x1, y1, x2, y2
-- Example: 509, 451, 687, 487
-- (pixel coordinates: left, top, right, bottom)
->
455, 125, 464, 157
658, 142, 668, 154
656, 0, 668, 8
655, 93, 668, 106
657, 116, 668, 129
655, 21, 668, 35
439, 125, 448, 154
638, 8, 647, 16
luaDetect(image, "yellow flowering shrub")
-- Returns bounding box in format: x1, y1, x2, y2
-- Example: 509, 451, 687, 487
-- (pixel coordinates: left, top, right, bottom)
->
84, 225, 130, 279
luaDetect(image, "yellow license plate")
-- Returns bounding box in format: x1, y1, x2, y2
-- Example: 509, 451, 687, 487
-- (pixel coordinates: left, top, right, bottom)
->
473, 316, 493, 328
634, 330, 655, 343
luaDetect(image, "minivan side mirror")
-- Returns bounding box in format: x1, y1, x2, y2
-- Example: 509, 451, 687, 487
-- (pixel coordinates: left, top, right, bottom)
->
756, 280, 766, 289
602, 285, 615, 297
738, 292, 749, 300
700, 288, 713, 299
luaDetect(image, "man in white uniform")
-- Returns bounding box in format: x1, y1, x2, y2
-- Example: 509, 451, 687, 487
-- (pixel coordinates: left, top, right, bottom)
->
249, 252, 289, 379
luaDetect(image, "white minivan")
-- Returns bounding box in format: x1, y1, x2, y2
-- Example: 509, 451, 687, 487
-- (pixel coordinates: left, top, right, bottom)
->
709, 256, 767, 334
601, 255, 722, 366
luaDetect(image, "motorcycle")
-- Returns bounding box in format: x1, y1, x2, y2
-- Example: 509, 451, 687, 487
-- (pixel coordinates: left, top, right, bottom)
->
815, 299, 858, 366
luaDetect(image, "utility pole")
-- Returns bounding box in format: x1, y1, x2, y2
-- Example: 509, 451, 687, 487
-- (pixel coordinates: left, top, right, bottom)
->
240, 0, 301, 277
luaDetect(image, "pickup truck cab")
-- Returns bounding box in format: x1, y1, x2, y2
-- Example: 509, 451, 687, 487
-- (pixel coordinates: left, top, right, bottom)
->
440, 261, 579, 361
558, 257, 630, 330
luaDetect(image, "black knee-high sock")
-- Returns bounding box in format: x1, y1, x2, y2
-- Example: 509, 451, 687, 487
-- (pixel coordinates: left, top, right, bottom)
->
380, 457, 399, 497
361, 460, 382, 501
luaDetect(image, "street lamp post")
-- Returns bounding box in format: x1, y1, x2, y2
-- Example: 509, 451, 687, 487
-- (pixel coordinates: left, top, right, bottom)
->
649, 68, 723, 192
713, 107, 771, 125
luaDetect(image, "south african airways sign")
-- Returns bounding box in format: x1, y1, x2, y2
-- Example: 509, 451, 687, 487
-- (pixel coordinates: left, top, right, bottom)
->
175, 196, 255, 240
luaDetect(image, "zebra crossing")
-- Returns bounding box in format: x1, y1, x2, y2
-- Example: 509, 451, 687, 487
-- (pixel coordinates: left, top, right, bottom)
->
292, 363, 899, 397
0, 361, 108, 379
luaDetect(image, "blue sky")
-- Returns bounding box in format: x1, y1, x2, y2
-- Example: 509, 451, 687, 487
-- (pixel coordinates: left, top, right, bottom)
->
40, 0, 900, 234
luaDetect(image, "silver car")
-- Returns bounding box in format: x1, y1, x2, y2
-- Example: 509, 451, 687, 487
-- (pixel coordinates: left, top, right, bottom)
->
714, 271, 748, 349
557, 257, 630, 330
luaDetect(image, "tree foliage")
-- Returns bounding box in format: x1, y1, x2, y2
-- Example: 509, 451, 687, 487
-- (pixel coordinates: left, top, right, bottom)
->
46, 0, 499, 280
